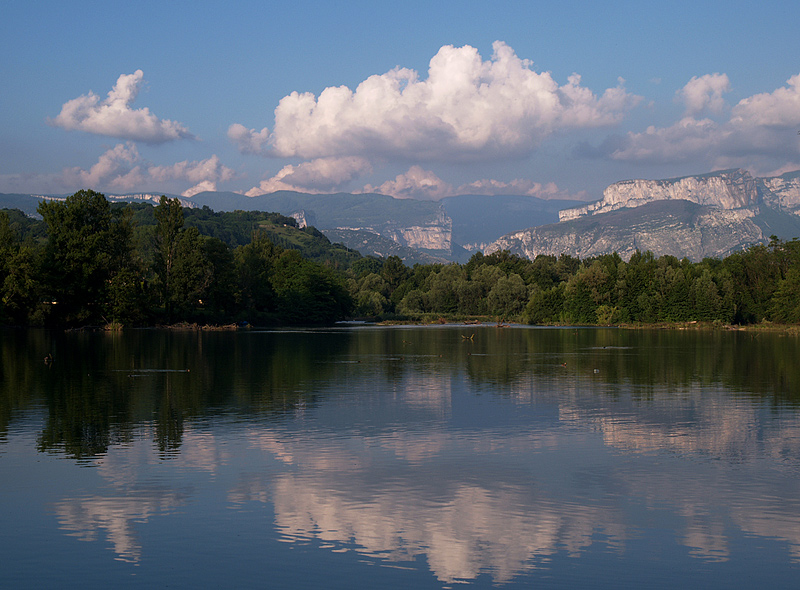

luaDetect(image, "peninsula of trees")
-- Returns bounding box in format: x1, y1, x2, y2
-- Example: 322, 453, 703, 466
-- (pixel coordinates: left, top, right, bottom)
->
1, 190, 799, 328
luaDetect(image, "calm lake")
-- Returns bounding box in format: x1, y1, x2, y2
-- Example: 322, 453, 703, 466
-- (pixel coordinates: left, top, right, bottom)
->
1, 325, 799, 588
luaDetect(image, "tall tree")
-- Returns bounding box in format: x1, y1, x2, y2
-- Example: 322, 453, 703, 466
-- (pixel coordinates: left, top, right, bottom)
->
153, 196, 185, 320
38, 190, 134, 325
235, 230, 279, 317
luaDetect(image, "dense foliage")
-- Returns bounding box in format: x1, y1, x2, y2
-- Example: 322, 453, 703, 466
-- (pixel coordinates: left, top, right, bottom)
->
2, 190, 800, 328
0, 191, 354, 327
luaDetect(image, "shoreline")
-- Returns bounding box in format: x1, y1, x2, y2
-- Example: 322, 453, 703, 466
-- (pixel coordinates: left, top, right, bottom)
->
5, 319, 799, 334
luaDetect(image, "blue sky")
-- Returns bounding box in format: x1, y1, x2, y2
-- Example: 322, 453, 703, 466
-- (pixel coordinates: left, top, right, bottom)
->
2, 0, 799, 202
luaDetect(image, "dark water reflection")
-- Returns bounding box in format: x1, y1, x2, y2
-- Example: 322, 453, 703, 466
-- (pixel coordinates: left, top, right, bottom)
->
1, 326, 799, 588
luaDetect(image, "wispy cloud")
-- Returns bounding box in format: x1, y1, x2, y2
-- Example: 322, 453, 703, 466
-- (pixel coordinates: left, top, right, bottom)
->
245, 157, 372, 196
362, 166, 455, 200
49, 70, 194, 143
360, 166, 586, 201
230, 42, 641, 163
0, 144, 233, 196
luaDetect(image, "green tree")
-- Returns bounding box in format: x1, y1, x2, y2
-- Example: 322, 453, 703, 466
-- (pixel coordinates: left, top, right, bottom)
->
770, 266, 800, 323
563, 260, 612, 324
169, 227, 213, 319
38, 190, 136, 325
524, 284, 565, 324
353, 272, 390, 316
487, 273, 528, 317
153, 196, 185, 319
425, 264, 464, 314
271, 250, 352, 324
397, 288, 426, 315
201, 236, 236, 316
689, 267, 722, 321
235, 230, 279, 317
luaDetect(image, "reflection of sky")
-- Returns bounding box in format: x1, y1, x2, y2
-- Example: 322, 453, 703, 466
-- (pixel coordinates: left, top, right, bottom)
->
43, 369, 800, 583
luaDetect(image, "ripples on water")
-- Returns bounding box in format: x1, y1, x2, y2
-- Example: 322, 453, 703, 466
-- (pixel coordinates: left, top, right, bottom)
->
1, 326, 799, 588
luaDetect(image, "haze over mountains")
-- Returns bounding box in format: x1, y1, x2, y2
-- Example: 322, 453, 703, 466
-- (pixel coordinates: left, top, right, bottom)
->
3, 168, 800, 263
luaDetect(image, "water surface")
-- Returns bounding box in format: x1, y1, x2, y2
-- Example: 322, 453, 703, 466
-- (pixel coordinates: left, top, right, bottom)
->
1, 326, 799, 588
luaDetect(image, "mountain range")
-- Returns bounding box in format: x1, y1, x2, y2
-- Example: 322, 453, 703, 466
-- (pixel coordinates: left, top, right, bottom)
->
184, 190, 578, 263
3, 168, 799, 263
488, 169, 800, 261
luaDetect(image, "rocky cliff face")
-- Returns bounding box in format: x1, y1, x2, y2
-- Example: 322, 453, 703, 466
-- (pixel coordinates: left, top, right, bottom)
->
560, 169, 759, 221
382, 209, 453, 251
759, 171, 800, 214
333, 207, 454, 256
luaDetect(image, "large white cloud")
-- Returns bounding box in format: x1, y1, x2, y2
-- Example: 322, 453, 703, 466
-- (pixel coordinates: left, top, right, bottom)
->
230, 42, 641, 162
457, 177, 587, 200
227, 123, 270, 155
602, 72, 800, 172
49, 70, 194, 143
60, 142, 146, 191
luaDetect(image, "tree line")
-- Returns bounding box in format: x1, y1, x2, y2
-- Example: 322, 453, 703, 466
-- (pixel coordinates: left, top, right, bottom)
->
355, 241, 800, 326
0, 190, 351, 327
2, 189, 800, 328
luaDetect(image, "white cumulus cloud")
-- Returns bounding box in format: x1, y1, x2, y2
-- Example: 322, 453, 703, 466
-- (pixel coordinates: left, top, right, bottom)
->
181, 181, 217, 198
61, 142, 146, 191
729, 73, 800, 128
149, 154, 235, 193
609, 117, 721, 163
49, 70, 194, 143
149, 154, 236, 197
231, 41, 640, 163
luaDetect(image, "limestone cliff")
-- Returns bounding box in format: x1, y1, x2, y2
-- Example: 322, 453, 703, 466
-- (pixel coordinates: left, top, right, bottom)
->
382, 209, 453, 251
333, 207, 453, 255
559, 168, 800, 223
559, 169, 758, 221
